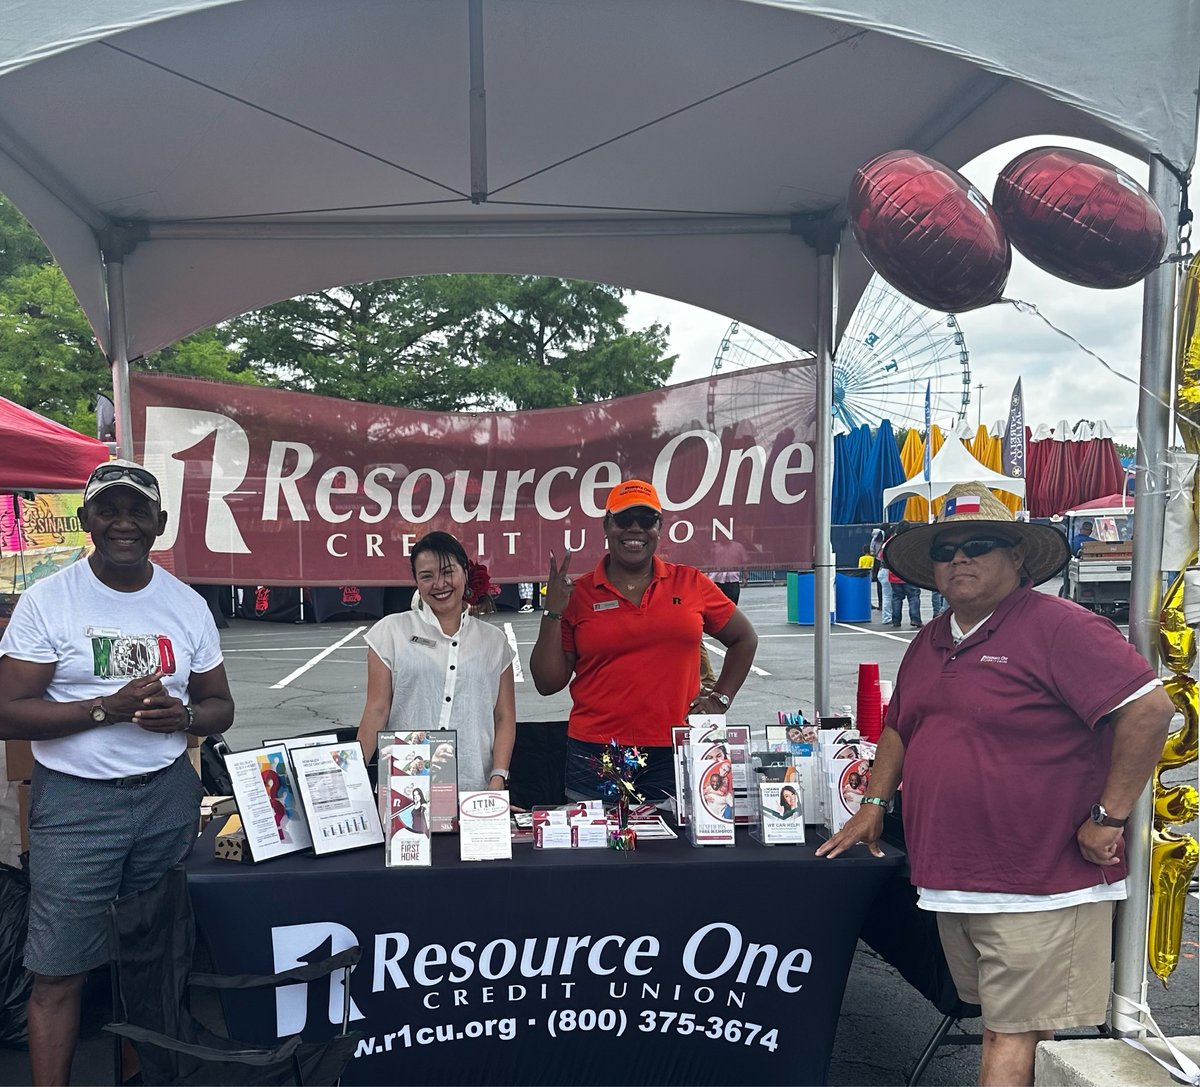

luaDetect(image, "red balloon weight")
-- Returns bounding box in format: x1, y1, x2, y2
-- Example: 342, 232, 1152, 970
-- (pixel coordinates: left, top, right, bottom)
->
849, 149, 1010, 312
993, 146, 1167, 289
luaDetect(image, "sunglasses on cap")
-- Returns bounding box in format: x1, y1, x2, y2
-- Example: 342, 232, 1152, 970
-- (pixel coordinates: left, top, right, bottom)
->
89, 464, 159, 489
611, 509, 661, 530
929, 536, 1015, 563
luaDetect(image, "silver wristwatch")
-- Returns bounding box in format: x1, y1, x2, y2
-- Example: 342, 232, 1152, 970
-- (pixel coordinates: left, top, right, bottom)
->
708, 691, 731, 709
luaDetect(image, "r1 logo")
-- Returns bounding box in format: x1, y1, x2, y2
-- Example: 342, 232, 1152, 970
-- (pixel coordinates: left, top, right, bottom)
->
271, 921, 364, 1035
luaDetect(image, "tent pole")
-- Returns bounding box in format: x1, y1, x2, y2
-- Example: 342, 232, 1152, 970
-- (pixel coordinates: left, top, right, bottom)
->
813, 225, 840, 717
1111, 156, 1179, 1038
104, 255, 134, 460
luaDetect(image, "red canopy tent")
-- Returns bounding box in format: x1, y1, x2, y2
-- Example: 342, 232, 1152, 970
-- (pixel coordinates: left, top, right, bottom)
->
0, 396, 108, 493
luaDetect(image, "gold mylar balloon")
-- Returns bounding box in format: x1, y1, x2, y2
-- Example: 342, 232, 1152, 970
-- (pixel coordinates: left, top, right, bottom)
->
1176, 254, 1200, 454
1159, 564, 1198, 675
1149, 828, 1200, 983
1153, 780, 1200, 828
1161, 676, 1199, 770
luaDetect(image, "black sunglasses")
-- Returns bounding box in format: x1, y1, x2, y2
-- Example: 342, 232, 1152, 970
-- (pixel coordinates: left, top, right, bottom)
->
90, 464, 158, 489
612, 509, 661, 530
929, 536, 1015, 563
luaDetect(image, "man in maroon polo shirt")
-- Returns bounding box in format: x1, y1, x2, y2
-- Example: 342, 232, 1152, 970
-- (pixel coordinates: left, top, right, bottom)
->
819, 481, 1173, 1087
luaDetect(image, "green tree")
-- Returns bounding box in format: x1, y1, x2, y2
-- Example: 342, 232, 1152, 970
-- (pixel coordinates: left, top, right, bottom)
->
0, 261, 253, 430
226, 274, 675, 410
0, 194, 49, 279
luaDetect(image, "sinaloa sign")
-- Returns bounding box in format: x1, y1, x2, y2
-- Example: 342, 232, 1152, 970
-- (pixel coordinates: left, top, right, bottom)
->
132, 365, 816, 585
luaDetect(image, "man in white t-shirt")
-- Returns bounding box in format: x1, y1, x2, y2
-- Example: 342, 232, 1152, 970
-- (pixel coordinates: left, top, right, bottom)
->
0, 459, 235, 1086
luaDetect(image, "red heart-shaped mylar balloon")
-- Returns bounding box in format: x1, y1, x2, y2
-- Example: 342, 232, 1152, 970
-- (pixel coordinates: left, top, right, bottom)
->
849, 149, 1010, 312
993, 146, 1167, 289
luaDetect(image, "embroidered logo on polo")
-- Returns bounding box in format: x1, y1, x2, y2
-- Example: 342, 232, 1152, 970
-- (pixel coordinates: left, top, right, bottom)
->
979, 654, 1009, 664
91, 634, 177, 677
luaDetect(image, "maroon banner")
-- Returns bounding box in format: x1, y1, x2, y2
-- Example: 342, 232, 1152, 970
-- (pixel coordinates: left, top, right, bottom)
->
132, 365, 817, 586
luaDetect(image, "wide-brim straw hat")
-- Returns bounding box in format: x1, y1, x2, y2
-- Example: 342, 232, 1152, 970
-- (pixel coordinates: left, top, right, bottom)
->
885, 481, 1070, 591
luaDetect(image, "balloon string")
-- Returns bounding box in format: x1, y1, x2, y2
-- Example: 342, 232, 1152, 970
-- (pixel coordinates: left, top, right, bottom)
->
997, 296, 1173, 412
995, 295, 1189, 491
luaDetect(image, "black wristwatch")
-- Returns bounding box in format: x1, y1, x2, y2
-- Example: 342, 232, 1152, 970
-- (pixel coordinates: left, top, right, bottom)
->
1090, 803, 1127, 828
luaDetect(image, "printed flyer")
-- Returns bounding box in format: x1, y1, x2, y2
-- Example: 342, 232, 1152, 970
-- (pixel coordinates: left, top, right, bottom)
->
459, 790, 512, 861
291, 742, 384, 855
225, 744, 312, 861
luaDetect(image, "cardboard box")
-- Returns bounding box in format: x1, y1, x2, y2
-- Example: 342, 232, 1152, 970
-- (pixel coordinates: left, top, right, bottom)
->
5, 740, 32, 783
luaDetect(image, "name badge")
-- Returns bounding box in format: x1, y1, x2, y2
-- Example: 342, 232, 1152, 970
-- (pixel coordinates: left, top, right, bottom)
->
86, 627, 122, 638
409, 635, 437, 648
593, 601, 619, 612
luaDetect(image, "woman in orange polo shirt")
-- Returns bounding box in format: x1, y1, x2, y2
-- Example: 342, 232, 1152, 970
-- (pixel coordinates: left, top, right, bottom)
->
530, 480, 759, 805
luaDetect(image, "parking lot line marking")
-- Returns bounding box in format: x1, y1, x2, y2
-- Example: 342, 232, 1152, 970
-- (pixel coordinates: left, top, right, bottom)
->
270, 625, 367, 689
503, 622, 525, 682
837, 622, 913, 643
224, 645, 367, 653
702, 640, 771, 676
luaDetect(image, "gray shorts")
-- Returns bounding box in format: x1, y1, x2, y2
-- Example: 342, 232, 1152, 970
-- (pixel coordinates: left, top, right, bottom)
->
25, 755, 202, 977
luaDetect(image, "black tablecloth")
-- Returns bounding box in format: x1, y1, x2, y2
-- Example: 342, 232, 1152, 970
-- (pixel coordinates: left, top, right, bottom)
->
188, 825, 901, 1086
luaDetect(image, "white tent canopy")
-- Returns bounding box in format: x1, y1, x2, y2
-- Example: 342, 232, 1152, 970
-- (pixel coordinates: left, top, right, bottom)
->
883, 434, 1025, 511
0, 0, 1196, 361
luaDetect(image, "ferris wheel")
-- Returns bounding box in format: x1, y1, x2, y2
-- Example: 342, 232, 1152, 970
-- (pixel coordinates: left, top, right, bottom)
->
710, 275, 971, 431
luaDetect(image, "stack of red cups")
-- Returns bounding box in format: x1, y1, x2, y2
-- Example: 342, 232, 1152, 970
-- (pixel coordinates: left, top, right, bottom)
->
856, 662, 883, 743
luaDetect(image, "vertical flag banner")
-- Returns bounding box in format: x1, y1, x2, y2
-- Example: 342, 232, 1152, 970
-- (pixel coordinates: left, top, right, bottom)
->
922, 380, 931, 482
1002, 378, 1026, 481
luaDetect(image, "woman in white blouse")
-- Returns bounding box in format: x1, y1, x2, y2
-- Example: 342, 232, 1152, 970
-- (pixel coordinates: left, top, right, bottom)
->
356, 532, 516, 792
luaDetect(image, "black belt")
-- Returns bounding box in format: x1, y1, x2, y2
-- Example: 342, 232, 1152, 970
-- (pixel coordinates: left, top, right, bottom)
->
46, 755, 180, 790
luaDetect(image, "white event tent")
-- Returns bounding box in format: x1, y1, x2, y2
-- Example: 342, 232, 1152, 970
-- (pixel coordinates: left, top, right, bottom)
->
1, 0, 1197, 1030
883, 436, 1026, 511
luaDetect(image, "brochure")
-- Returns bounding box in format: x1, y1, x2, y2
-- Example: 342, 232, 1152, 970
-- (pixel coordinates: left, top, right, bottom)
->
225, 744, 312, 861
725, 725, 751, 824
262, 733, 338, 751
459, 790, 513, 861
290, 742, 384, 855
686, 738, 735, 846
382, 741, 432, 867
758, 782, 806, 845
384, 730, 459, 832
674, 718, 726, 825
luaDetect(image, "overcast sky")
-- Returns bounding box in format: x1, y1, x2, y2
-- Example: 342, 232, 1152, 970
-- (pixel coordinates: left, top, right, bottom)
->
626, 135, 1190, 449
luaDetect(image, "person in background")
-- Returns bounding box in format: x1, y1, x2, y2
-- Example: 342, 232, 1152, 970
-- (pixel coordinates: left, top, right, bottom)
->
709, 535, 749, 605
518, 582, 535, 614
0, 459, 235, 1086
819, 482, 1173, 1087
357, 531, 515, 794
875, 527, 893, 617
1071, 519, 1096, 557
530, 480, 758, 805
886, 523, 923, 630
858, 544, 875, 571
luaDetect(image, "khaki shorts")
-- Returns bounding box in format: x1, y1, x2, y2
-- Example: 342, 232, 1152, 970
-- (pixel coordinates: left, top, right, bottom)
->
936, 902, 1113, 1033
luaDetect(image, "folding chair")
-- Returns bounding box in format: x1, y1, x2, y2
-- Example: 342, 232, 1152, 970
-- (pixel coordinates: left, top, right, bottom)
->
105, 865, 360, 1086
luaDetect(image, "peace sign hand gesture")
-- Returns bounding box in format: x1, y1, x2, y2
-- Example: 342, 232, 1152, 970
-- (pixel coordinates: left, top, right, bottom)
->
545, 550, 575, 615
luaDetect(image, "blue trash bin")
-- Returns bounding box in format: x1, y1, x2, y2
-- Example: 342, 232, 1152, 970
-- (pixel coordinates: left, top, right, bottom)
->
834, 571, 872, 623
789, 571, 834, 626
